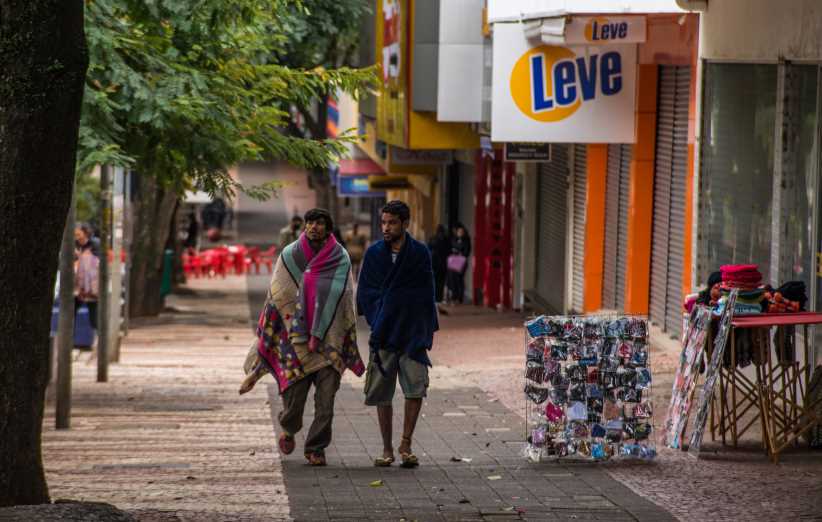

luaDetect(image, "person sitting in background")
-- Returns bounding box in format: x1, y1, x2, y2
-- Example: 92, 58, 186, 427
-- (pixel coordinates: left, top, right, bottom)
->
278, 215, 303, 250
345, 223, 368, 281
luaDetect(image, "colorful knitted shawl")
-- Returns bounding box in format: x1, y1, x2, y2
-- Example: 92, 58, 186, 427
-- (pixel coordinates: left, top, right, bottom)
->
256, 233, 364, 393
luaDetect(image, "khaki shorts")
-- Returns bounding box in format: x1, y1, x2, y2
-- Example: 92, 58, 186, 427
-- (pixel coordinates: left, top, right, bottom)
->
364, 349, 429, 406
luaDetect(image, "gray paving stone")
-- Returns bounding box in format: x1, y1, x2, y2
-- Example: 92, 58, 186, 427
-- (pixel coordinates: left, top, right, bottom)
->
270, 382, 669, 522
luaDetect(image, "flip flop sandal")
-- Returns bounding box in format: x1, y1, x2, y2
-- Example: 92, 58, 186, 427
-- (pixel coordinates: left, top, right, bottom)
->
278, 433, 295, 455
374, 456, 395, 467
399, 452, 419, 468
305, 452, 327, 466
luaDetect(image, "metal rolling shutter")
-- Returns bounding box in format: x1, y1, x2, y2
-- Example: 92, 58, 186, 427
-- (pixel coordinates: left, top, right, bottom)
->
616, 144, 632, 311
571, 145, 587, 313
603, 144, 632, 311
536, 144, 569, 313
650, 66, 690, 338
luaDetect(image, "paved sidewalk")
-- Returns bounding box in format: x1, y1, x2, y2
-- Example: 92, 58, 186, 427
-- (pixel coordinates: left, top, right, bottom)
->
41, 277, 287, 521
269, 370, 674, 522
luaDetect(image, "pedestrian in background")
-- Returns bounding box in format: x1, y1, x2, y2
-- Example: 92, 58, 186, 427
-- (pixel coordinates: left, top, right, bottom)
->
346, 223, 368, 281
427, 224, 450, 303
446, 222, 471, 304
74, 223, 100, 333
357, 200, 439, 468
240, 208, 364, 467
278, 215, 303, 250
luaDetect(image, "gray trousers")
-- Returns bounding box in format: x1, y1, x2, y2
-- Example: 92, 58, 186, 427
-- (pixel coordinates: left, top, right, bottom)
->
278, 366, 341, 455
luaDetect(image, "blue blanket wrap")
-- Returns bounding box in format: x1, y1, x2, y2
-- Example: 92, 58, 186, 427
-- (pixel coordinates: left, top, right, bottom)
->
356, 233, 439, 367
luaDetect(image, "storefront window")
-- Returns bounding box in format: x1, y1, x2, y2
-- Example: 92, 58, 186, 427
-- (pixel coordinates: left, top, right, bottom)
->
789, 66, 819, 295
699, 64, 777, 282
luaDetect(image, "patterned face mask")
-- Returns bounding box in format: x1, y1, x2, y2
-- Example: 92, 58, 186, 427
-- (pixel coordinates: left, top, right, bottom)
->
591, 424, 607, 439
567, 364, 587, 383
530, 426, 548, 446
604, 400, 622, 421
526, 365, 546, 383
545, 402, 565, 422
567, 401, 588, 421
618, 388, 642, 403
544, 359, 561, 380
562, 320, 583, 341
569, 421, 589, 439
550, 387, 568, 405
526, 317, 549, 338
633, 402, 653, 418
634, 422, 652, 441
618, 341, 633, 359
527, 346, 544, 366
524, 384, 549, 404
618, 368, 638, 387
586, 384, 603, 399
592, 443, 607, 459
584, 320, 604, 339
569, 383, 586, 402
605, 320, 624, 339
636, 368, 652, 389
629, 318, 647, 340
630, 348, 648, 368
550, 342, 569, 360
606, 429, 622, 443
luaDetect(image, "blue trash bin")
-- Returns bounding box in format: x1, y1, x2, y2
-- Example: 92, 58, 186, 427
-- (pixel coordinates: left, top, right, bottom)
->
50, 302, 96, 348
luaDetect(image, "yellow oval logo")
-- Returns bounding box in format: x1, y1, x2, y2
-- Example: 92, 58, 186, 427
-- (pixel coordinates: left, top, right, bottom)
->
509, 46, 625, 123
510, 46, 581, 122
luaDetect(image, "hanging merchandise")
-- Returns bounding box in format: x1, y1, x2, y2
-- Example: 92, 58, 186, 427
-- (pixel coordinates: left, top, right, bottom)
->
523, 314, 655, 462
688, 289, 739, 456
663, 306, 712, 449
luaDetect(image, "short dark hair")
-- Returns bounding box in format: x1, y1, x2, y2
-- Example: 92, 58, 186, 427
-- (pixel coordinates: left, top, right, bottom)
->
304, 208, 333, 230
381, 200, 410, 222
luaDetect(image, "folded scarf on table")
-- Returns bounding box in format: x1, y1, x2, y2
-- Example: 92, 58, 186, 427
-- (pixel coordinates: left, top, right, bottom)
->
356, 232, 439, 370
252, 233, 364, 393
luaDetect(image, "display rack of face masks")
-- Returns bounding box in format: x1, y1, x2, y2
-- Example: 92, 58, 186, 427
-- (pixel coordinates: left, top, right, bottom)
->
523, 315, 656, 462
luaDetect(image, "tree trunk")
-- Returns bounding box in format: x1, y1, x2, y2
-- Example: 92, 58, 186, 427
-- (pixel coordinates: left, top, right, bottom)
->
128, 174, 178, 317
0, 1, 88, 506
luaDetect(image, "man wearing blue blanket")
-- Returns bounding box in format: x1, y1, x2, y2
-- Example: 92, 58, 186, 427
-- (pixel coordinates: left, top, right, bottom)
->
357, 200, 439, 468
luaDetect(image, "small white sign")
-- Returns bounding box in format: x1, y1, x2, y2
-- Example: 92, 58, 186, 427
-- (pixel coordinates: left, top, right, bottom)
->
565, 16, 646, 45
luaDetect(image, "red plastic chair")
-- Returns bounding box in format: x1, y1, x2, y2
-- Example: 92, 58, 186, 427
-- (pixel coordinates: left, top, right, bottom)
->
259, 245, 276, 274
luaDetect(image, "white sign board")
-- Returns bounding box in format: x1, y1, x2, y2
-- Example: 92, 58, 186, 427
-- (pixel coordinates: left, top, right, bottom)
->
565, 16, 646, 45
491, 23, 637, 143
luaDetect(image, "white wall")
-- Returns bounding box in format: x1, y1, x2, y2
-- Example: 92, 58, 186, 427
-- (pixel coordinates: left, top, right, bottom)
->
437, 0, 485, 122
701, 0, 822, 61
488, 0, 684, 22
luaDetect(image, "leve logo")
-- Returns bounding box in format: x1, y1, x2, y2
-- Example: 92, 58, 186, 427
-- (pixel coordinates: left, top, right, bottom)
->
509, 46, 623, 122
584, 17, 630, 42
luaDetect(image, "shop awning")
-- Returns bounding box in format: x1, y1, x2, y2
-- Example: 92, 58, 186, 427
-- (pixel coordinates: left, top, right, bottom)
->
338, 158, 385, 176
368, 175, 410, 190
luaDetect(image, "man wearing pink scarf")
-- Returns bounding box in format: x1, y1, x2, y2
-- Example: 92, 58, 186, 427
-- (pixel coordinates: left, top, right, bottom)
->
240, 208, 364, 466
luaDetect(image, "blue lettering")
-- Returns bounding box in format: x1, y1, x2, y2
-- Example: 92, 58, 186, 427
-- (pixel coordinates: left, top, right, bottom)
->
618, 23, 628, 38
576, 55, 598, 101
601, 52, 622, 95
553, 61, 577, 106
591, 21, 600, 40
530, 54, 553, 111
601, 24, 610, 39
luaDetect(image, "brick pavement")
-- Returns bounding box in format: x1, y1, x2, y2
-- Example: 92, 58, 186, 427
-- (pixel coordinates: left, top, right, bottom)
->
270, 368, 675, 522
41, 277, 288, 521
